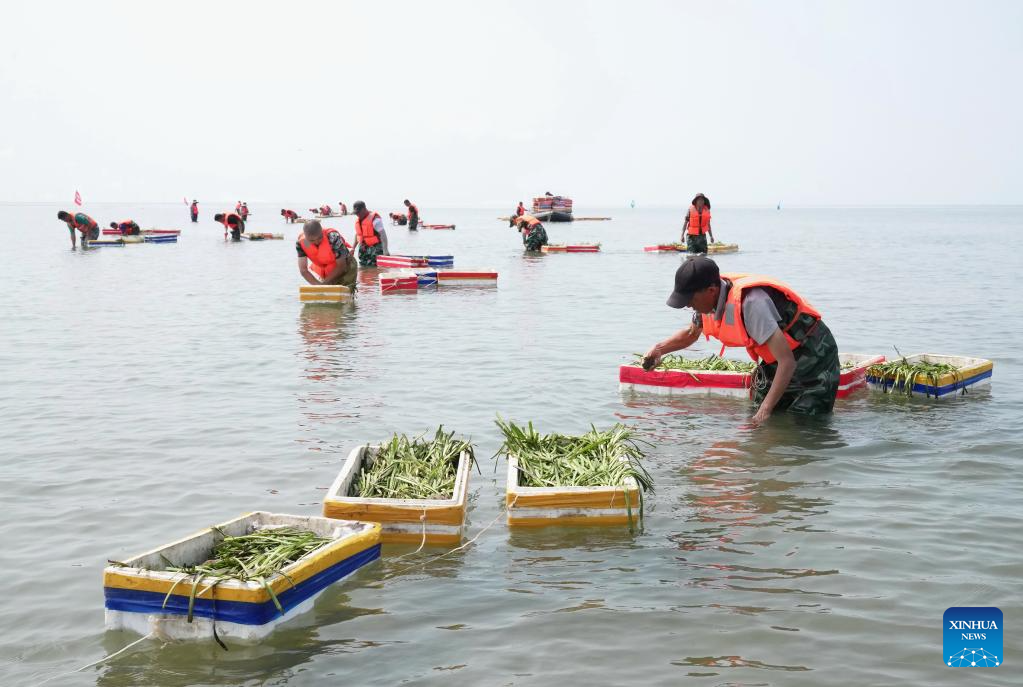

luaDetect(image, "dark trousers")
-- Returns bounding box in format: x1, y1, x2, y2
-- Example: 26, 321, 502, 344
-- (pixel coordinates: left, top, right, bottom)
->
752, 321, 840, 415
191, 213, 198, 223
686, 233, 708, 254
409, 214, 419, 231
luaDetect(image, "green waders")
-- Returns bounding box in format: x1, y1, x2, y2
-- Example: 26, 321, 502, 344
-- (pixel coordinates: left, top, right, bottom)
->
751, 320, 840, 415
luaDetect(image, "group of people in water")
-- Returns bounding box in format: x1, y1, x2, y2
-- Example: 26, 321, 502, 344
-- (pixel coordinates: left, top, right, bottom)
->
57, 190, 838, 423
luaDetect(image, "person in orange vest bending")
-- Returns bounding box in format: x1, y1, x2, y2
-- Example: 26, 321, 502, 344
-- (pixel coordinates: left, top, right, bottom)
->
643, 257, 840, 424
296, 220, 357, 287
214, 212, 245, 241
58, 210, 99, 248
351, 200, 389, 267
681, 192, 715, 254
110, 220, 140, 236
403, 199, 419, 231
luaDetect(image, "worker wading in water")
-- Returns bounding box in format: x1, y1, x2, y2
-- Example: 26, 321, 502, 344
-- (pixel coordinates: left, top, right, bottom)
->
190, 200, 199, 223
58, 210, 99, 248
682, 193, 714, 254
644, 257, 839, 424
296, 219, 357, 287
510, 213, 549, 251
351, 200, 389, 267
404, 199, 419, 231
214, 212, 245, 241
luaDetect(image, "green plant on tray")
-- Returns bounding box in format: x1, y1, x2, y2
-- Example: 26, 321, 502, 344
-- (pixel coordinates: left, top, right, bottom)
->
867, 357, 962, 397
633, 353, 756, 379
354, 427, 475, 500
494, 417, 654, 531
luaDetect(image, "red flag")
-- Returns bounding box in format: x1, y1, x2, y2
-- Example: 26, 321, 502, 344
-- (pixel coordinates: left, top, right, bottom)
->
74, 190, 82, 206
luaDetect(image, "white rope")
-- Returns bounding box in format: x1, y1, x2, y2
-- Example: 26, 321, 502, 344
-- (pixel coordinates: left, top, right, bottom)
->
389, 508, 429, 563
28, 632, 156, 687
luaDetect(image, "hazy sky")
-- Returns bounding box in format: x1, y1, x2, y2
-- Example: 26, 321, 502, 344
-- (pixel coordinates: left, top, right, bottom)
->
3, 0, 1021, 206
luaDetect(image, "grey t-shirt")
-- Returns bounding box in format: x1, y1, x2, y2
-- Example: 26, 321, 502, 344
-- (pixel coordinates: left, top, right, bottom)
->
693, 281, 782, 345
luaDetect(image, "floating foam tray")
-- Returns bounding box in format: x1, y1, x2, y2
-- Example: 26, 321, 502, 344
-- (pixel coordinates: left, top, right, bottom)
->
419, 224, 456, 230
707, 243, 739, 254
323, 445, 473, 545
541, 244, 601, 253
241, 233, 283, 241
88, 239, 126, 247
643, 244, 685, 253
380, 271, 419, 293
643, 243, 739, 254
866, 353, 993, 398
300, 284, 354, 303
618, 363, 752, 397
837, 353, 885, 398
144, 235, 178, 243
433, 268, 498, 285
506, 455, 642, 528
103, 512, 380, 641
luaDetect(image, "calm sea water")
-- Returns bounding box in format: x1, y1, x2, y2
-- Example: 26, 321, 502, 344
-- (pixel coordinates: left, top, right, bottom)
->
1, 203, 1020, 686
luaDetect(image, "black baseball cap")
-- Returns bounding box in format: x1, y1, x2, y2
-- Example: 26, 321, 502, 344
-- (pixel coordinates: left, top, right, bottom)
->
666, 256, 720, 308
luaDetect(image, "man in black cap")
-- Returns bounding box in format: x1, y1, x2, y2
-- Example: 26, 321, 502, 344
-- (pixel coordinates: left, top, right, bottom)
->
644, 256, 840, 423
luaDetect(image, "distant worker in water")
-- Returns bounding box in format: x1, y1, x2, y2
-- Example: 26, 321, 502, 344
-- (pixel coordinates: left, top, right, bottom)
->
190, 200, 199, 223
389, 212, 407, 226
682, 192, 714, 254
58, 210, 99, 248
239, 202, 250, 222
110, 219, 140, 236
351, 200, 389, 267
515, 201, 526, 217
339, 202, 348, 216
296, 219, 357, 287
214, 211, 245, 241
644, 257, 839, 424
404, 199, 419, 231
510, 213, 549, 252
281, 209, 300, 223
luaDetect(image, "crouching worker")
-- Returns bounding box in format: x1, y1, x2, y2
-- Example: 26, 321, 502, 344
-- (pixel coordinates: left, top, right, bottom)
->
296, 220, 357, 287
281, 209, 300, 223
351, 200, 389, 267
214, 212, 245, 240
58, 210, 99, 248
510, 213, 548, 251
110, 220, 140, 236
644, 256, 839, 424
389, 212, 407, 226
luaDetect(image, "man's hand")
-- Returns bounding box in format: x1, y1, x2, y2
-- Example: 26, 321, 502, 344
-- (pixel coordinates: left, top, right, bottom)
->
642, 344, 662, 371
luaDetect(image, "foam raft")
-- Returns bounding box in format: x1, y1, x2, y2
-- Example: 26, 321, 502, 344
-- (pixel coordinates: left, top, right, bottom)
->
103, 512, 381, 641
101, 228, 182, 236
87, 239, 126, 247
644, 243, 739, 254
541, 244, 601, 253
376, 255, 455, 269
242, 233, 284, 240
619, 352, 886, 398
837, 353, 885, 398
505, 455, 642, 528
300, 284, 354, 303
323, 445, 473, 545
866, 354, 993, 398
618, 361, 752, 397
419, 223, 456, 230
380, 269, 498, 292
144, 234, 177, 244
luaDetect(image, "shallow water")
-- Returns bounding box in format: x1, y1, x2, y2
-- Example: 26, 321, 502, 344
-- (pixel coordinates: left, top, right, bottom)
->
1, 203, 1021, 686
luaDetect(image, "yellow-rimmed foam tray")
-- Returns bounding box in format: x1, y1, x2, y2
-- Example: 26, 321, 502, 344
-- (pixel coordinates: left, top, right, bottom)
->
323, 445, 473, 545
299, 284, 354, 303
706, 243, 739, 254
866, 353, 993, 398
505, 455, 642, 528
103, 512, 380, 641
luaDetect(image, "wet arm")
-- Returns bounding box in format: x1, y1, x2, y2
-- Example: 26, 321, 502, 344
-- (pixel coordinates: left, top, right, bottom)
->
297, 256, 319, 284
751, 332, 795, 424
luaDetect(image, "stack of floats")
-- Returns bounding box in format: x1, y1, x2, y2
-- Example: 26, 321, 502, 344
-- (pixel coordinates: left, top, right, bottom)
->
380, 269, 498, 293
299, 284, 354, 303
532, 195, 573, 222
323, 444, 473, 545
644, 243, 739, 254
621, 352, 993, 400
541, 244, 601, 253
103, 512, 381, 640
376, 255, 455, 269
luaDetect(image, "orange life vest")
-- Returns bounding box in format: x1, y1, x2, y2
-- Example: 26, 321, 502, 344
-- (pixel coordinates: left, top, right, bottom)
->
407, 203, 418, 217
355, 211, 381, 246
220, 213, 242, 228
516, 203, 526, 216
687, 205, 711, 236
298, 228, 343, 279
520, 214, 541, 228
700, 273, 821, 364
72, 213, 97, 233
118, 220, 137, 235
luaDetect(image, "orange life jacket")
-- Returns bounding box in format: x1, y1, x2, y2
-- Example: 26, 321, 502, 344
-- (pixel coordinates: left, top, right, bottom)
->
516, 203, 525, 216
118, 220, 137, 235
700, 273, 821, 364
190, 203, 198, 214
355, 211, 381, 246
220, 213, 242, 228
406, 203, 418, 217
687, 205, 711, 236
299, 228, 342, 279
520, 214, 541, 228
72, 213, 97, 233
